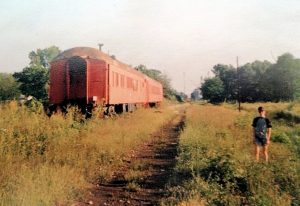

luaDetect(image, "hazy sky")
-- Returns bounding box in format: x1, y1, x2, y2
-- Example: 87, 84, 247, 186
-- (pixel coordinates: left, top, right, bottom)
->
1, 0, 300, 93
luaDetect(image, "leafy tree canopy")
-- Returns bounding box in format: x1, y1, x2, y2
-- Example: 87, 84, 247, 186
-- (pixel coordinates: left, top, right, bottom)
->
29, 46, 60, 68
196, 53, 300, 103
13, 66, 49, 100
0, 73, 20, 101
135, 64, 178, 99
201, 77, 225, 104
13, 46, 60, 101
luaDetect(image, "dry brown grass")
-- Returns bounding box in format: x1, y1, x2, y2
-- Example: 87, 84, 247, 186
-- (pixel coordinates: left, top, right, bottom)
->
0, 101, 175, 205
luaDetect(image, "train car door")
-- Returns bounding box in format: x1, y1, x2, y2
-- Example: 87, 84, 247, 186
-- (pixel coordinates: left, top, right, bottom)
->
86, 59, 107, 105
67, 56, 87, 104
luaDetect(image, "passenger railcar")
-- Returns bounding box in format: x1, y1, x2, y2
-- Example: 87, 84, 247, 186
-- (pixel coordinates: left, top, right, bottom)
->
49, 47, 163, 115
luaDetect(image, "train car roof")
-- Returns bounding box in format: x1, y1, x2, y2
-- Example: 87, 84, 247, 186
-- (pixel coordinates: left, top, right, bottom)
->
54, 47, 162, 85
55, 47, 127, 65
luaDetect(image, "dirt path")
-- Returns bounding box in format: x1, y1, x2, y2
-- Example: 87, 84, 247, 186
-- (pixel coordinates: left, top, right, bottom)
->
78, 108, 185, 206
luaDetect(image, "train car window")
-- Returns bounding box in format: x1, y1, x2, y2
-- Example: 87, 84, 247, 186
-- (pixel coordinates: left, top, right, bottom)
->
121, 75, 124, 88
116, 73, 119, 87
127, 77, 133, 89
112, 72, 115, 87
133, 80, 138, 91
136, 80, 138, 91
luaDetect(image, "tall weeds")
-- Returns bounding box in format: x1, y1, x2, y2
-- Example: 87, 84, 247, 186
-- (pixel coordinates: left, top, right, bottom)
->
162, 103, 300, 206
0, 101, 174, 205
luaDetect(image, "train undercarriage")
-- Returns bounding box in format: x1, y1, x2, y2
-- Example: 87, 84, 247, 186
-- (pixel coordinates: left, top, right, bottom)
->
47, 101, 159, 119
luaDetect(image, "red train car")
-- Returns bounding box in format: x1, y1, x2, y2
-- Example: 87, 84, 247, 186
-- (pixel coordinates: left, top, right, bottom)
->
49, 47, 163, 114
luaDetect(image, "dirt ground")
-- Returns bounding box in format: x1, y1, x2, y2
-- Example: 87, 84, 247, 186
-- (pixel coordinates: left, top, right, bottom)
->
77, 107, 186, 206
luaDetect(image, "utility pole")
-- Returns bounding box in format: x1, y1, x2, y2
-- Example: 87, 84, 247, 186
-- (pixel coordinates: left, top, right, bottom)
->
237, 56, 241, 112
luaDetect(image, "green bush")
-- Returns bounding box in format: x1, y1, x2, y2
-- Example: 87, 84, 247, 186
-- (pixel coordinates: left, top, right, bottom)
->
200, 155, 248, 194
271, 132, 291, 144
274, 110, 300, 124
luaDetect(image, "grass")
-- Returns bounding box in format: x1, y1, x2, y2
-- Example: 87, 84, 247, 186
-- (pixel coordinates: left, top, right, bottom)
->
1, 100, 299, 205
162, 102, 300, 206
0, 101, 175, 205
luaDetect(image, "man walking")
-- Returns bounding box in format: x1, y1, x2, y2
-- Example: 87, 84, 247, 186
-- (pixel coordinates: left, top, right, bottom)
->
252, 106, 272, 162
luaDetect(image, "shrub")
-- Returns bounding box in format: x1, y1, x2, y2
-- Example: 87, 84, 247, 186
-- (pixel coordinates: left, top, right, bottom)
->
274, 110, 300, 124
271, 132, 291, 144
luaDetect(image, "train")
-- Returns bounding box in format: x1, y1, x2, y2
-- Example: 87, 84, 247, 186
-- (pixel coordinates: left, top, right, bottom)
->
49, 47, 163, 116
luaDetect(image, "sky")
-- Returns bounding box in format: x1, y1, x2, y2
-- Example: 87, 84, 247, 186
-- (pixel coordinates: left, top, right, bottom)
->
1, 0, 300, 94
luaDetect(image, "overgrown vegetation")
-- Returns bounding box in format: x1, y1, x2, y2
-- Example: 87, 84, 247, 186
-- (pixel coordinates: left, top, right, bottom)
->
0, 101, 174, 205
162, 103, 300, 206
0, 73, 20, 101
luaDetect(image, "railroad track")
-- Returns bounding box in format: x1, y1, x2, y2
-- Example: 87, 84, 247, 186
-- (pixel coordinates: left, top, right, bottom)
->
77, 107, 186, 206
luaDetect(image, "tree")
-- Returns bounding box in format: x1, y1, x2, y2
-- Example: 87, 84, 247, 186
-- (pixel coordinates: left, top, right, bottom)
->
201, 77, 225, 104
176, 92, 188, 102
191, 88, 201, 101
0, 73, 20, 101
29, 46, 60, 68
293, 59, 300, 99
238, 61, 272, 102
13, 46, 60, 101
195, 53, 300, 103
248, 60, 272, 101
13, 66, 49, 100
135, 64, 177, 99
266, 53, 298, 101
212, 64, 237, 101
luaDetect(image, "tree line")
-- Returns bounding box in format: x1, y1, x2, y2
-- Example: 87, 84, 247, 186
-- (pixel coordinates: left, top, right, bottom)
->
135, 64, 185, 101
196, 53, 300, 103
0, 46, 179, 102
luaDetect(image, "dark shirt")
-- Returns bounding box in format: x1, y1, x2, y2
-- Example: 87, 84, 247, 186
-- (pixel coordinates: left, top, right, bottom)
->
252, 117, 272, 128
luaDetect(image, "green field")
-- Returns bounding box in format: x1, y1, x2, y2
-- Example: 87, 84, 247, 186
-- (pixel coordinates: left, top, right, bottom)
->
0, 101, 299, 205
162, 102, 300, 206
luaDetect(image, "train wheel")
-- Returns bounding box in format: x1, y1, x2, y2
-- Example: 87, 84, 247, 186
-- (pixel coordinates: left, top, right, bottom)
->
85, 104, 93, 119
115, 104, 124, 114
127, 104, 135, 113
45, 104, 56, 117
108, 105, 116, 117
149, 102, 156, 108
